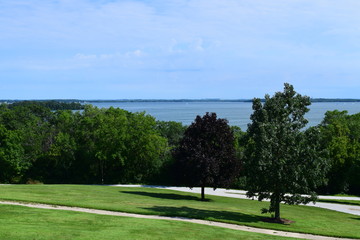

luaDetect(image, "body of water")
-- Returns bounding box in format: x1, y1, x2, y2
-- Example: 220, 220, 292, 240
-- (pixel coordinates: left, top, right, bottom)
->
89, 101, 360, 130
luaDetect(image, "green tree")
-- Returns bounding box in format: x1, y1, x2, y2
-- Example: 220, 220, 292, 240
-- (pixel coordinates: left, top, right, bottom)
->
231, 126, 246, 159
155, 121, 186, 148
319, 110, 360, 194
92, 107, 128, 184
174, 112, 239, 201
37, 110, 79, 183
0, 103, 54, 183
74, 106, 167, 184
154, 121, 187, 185
0, 124, 28, 182
122, 112, 167, 183
230, 126, 247, 189
74, 106, 128, 183
244, 83, 328, 222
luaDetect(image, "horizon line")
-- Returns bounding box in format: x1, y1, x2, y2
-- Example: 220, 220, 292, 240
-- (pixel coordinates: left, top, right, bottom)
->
1, 98, 360, 103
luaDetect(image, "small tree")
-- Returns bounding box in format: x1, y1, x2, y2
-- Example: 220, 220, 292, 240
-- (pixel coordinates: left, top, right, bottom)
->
174, 112, 239, 201
244, 83, 328, 222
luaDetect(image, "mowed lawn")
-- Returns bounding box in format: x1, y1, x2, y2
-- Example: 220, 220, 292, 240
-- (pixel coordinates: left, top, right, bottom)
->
318, 199, 360, 206
0, 204, 300, 240
1, 185, 359, 239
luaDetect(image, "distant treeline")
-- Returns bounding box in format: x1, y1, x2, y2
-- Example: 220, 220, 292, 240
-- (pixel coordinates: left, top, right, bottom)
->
311, 98, 360, 102
2, 98, 360, 104
1, 100, 84, 110
84, 98, 360, 103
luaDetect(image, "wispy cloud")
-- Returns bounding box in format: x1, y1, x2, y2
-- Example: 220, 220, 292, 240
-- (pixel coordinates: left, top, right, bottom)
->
1, 0, 360, 99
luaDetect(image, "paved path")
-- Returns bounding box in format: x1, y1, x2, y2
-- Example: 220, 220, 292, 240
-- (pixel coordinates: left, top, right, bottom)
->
112, 185, 360, 216
0, 200, 354, 240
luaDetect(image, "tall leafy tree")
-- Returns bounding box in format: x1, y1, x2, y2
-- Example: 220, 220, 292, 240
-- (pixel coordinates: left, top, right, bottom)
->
74, 106, 167, 184
0, 103, 54, 183
42, 110, 79, 183
244, 83, 328, 222
174, 112, 239, 201
123, 111, 167, 183
74, 106, 129, 183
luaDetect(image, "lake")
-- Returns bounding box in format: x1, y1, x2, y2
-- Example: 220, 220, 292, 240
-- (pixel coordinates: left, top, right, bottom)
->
88, 101, 360, 130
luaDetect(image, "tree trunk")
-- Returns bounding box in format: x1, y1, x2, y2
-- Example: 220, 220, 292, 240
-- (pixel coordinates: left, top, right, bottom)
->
100, 159, 104, 185
274, 193, 280, 220
201, 186, 205, 201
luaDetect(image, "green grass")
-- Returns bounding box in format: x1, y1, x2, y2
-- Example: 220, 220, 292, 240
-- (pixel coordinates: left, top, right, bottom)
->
318, 199, 360, 206
0, 204, 298, 240
332, 194, 360, 197
1, 185, 360, 239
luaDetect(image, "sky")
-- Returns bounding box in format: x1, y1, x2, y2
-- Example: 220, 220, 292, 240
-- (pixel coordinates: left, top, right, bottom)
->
1, 0, 360, 100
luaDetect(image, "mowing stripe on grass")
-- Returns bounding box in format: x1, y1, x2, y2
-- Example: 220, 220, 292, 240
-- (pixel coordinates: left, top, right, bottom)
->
0, 201, 353, 240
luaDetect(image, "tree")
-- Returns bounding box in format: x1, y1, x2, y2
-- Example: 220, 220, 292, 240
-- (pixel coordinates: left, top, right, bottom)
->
0, 124, 28, 182
174, 112, 239, 201
244, 83, 328, 222
155, 120, 186, 148
0, 103, 55, 183
74, 106, 167, 184
319, 110, 360, 194
122, 111, 167, 183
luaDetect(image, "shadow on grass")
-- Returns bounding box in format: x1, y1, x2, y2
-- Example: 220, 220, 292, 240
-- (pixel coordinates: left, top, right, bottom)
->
120, 191, 204, 201
143, 206, 261, 224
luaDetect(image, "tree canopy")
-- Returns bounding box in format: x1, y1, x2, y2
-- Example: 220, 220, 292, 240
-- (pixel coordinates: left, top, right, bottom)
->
174, 112, 239, 200
244, 83, 329, 222
0, 103, 168, 184
318, 110, 360, 194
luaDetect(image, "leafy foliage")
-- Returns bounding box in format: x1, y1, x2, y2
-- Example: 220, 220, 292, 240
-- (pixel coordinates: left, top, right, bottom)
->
318, 110, 360, 194
174, 112, 239, 200
155, 121, 186, 148
0, 103, 167, 184
244, 83, 329, 220
0, 124, 28, 182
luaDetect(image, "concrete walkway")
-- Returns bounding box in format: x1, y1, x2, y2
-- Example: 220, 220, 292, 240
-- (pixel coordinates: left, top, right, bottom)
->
112, 185, 360, 216
0, 200, 355, 240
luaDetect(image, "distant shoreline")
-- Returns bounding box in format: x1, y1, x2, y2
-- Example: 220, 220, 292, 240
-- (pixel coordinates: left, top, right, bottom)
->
1, 98, 360, 103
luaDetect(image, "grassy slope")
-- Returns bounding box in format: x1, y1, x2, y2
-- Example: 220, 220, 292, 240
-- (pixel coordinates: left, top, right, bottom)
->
1, 185, 360, 239
0, 205, 299, 240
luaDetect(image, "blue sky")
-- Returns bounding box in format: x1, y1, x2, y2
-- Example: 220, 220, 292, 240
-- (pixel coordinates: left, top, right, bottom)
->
1, 0, 360, 99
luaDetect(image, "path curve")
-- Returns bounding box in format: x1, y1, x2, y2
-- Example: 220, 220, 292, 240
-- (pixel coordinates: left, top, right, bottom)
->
0, 200, 354, 240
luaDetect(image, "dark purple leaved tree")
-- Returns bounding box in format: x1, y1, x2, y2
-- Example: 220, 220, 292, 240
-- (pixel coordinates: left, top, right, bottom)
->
173, 112, 240, 201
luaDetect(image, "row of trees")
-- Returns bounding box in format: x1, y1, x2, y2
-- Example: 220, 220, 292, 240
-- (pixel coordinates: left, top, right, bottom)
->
1, 84, 360, 221
0, 104, 170, 184
6, 100, 84, 110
